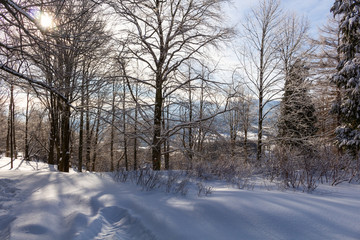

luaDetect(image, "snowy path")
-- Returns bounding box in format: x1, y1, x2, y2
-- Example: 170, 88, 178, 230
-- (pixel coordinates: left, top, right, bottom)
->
0, 158, 360, 240
0, 171, 155, 240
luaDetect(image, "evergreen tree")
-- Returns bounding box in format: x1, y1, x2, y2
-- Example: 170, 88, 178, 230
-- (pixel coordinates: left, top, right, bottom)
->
331, 0, 360, 153
277, 59, 317, 148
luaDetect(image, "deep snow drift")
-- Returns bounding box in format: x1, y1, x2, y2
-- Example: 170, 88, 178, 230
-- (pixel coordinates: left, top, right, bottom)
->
0, 157, 359, 240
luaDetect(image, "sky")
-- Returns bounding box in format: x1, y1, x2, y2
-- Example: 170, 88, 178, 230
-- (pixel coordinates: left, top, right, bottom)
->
215, 0, 334, 84
281, 0, 333, 33
227, 0, 333, 36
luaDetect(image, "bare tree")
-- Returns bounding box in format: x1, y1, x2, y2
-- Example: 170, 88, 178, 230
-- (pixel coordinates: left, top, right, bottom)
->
91, 91, 105, 171
0, 0, 111, 172
225, 75, 255, 163
225, 79, 242, 159
312, 17, 341, 142
237, 0, 282, 163
24, 91, 30, 161
238, 91, 255, 164
0, 83, 8, 153
278, 13, 310, 80
110, 0, 232, 170
6, 83, 16, 168
29, 0, 109, 172
109, 80, 116, 171
122, 76, 129, 171
0, 0, 71, 103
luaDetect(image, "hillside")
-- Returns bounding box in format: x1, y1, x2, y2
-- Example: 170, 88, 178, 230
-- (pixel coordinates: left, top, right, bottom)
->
0, 157, 359, 240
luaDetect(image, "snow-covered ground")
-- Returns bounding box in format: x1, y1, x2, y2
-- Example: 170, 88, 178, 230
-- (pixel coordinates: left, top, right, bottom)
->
0, 157, 359, 240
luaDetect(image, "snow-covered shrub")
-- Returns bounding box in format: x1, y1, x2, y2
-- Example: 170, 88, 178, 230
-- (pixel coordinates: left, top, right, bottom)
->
314, 144, 360, 185
266, 146, 320, 192
114, 168, 129, 183
132, 166, 161, 191
234, 178, 255, 190
196, 182, 212, 197
191, 161, 213, 180
165, 171, 180, 193
164, 170, 189, 195
189, 157, 254, 187
329, 153, 359, 185
114, 165, 191, 195
211, 160, 239, 181
174, 178, 189, 196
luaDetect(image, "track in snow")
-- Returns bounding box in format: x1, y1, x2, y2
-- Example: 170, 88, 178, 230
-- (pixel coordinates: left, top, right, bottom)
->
0, 179, 19, 240
74, 206, 156, 240
0, 171, 156, 240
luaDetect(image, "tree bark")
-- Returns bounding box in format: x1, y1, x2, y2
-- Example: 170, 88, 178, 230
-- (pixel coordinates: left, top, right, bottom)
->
6, 92, 10, 158
59, 103, 70, 172
123, 79, 128, 171
78, 105, 84, 172
110, 81, 116, 172
92, 101, 101, 172
78, 74, 86, 172
133, 82, 138, 170
24, 91, 30, 161
164, 102, 170, 170
9, 84, 15, 168
152, 77, 163, 170
85, 79, 92, 171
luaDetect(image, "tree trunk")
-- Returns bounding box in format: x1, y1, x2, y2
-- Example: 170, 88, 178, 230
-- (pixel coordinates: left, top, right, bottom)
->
123, 80, 128, 171
24, 91, 30, 161
164, 102, 170, 170
48, 112, 56, 165
85, 109, 91, 171
257, 93, 263, 163
244, 128, 248, 164
9, 84, 14, 168
257, 33, 265, 163
152, 78, 163, 170
197, 79, 205, 155
10, 103, 13, 169
59, 103, 70, 172
110, 81, 116, 172
133, 83, 138, 170
55, 97, 61, 165
6, 92, 10, 158
188, 78, 193, 163
85, 85, 92, 171
12, 93, 16, 160
78, 107, 84, 172
231, 132, 236, 158
48, 93, 60, 165
92, 104, 101, 172
78, 78, 85, 172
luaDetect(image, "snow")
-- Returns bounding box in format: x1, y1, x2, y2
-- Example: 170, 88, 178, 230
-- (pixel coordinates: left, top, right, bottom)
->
1, 157, 360, 240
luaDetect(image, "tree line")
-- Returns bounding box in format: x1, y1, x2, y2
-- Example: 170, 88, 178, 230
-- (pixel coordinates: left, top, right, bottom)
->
0, 0, 358, 187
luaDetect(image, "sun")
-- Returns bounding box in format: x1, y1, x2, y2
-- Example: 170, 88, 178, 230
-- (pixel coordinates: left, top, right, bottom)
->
39, 12, 53, 29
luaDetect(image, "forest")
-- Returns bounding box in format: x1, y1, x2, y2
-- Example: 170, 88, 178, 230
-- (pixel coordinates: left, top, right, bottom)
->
0, 0, 359, 192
